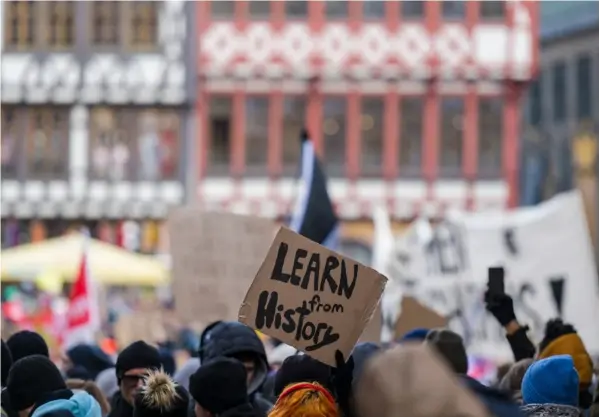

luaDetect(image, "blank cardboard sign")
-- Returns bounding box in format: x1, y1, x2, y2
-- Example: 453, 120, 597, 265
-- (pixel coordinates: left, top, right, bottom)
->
168, 209, 276, 325
394, 296, 447, 339
239, 227, 388, 366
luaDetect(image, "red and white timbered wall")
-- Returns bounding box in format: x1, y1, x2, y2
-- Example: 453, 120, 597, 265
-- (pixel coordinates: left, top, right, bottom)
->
195, 0, 539, 220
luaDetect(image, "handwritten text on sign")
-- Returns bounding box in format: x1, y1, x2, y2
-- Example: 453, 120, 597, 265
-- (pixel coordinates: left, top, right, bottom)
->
239, 227, 387, 366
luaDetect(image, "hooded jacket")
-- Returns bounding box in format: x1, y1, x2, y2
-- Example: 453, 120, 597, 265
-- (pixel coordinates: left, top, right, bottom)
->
31, 391, 101, 417
521, 404, 583, 417
199, 322, 272, 417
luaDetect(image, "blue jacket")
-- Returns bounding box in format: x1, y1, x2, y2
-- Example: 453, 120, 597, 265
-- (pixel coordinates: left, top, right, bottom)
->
31, 392, 101, 417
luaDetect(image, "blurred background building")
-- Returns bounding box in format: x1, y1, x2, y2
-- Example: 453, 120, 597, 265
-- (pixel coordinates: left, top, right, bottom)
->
1, 1, 193, 252
196, 0, 538, 259
520, 1, 598, 256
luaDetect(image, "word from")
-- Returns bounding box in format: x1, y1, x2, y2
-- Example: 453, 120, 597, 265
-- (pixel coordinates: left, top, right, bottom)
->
271, 242, 358, 300
255, 290, 340, 351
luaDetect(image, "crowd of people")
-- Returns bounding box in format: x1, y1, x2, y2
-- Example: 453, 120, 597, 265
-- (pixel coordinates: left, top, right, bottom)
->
1, 292, 598, 417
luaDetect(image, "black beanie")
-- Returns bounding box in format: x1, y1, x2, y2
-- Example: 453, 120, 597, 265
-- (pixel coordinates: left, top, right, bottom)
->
133, 369, 189, 417
116, 341, 161, 382
2, 339, 13, 387
6, 331, 49, 362
189, 358, 249, 415
6, 355, 67, 411
273, 354, 333, 397
424, 328, 469, 375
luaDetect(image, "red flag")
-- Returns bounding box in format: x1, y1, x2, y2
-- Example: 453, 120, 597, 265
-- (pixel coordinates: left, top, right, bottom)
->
63, 236, 99, 348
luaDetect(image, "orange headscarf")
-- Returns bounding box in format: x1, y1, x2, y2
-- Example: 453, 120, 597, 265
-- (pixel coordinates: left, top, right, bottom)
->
269, 382, 338, 417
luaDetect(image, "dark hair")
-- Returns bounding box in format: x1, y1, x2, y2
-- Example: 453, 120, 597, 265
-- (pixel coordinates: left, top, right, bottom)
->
538, 319, 577, 353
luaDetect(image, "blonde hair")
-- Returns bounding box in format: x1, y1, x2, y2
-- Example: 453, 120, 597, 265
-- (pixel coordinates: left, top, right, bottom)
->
268, 382, 338, 417
66, 379, 111, 416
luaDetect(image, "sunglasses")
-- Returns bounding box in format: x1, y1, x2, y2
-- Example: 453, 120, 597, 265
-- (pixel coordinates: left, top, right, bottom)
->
121, 374, 145, 387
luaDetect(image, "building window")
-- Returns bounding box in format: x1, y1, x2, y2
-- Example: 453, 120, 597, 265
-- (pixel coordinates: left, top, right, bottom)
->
576, 55, 592, 120
323, 97, 346, 177
136, 110, 181, 181
211, 1, 235, 18
529, 74, 543, 126
363, 1, 385, 19
440, 98, 464, 177
399, 98, 423, 177
129, 2, 158, 49
361, 98, 384, 176
89, 108, 130, 181
402, 1, 424, 19
4, 1, 36, 48
207, 97, 232, 176
1, 107, 24, 180
249, 1, 270, 19
480, 1, 505, 19
26, 108, 70, 180
478, 98, 503, 178
91, 1, 120, 46
326, 1, 348, 19
442, 1, 465, 19
285, 1, 308, 18
48, 2, 75, 48
246, 97, 270, 175
552, 62, 567, 122
283, 97, 306, 175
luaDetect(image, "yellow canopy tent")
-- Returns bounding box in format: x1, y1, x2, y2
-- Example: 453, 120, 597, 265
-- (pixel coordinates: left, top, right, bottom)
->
1, 233, 169, 286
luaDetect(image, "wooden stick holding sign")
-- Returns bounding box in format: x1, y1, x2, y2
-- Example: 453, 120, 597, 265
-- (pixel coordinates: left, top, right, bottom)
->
239, 227, 388, 366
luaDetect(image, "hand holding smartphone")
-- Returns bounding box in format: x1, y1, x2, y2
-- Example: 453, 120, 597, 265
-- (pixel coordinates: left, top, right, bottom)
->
487, 266, 505, 296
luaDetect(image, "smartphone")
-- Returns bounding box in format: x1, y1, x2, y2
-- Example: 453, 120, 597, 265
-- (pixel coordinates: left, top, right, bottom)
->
488, 267, 505, 295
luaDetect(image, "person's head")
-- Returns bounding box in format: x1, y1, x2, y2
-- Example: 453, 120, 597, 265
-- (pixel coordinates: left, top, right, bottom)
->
133, 370, 189, 417
521, 355, 579, 407
424, 329, 468, 375
537, 319, 594, 408
354, 344, 490, 417
115, 341, 161, 405
498, 358, 534, 400
6, 331, 49, 362
65, 379, 111, 416
6, 355, 68, 417
2, 339, 13, 387
158, 349, 176, 376
66, 344, 114, 381
199, 322, 268, 395
189, 358, 249, 417
268, 382, 338, 417
95, 368, 119, 404
273, 355, 332, 398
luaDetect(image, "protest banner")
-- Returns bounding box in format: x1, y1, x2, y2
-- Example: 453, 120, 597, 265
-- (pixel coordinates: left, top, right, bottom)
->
168, 209, 276, 325
239, 227, 388, 366
380, 190, 599, 360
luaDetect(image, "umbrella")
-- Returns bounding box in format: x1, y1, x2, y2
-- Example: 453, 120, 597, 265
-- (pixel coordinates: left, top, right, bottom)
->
1, 233, 169, 286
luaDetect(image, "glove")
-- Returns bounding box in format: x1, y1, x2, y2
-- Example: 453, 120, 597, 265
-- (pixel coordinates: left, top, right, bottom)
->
484, 291, 516, 326
331, 350, 354, 417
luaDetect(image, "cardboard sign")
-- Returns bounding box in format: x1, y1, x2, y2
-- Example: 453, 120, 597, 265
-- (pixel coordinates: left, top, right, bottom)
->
394, 296, 447, 338
168, 209, 276, 324
239, 227, 387, 366
114, 311, 167, 348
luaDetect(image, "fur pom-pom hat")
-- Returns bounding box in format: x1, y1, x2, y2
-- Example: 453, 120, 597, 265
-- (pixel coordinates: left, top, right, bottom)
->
133, 369, 189, 417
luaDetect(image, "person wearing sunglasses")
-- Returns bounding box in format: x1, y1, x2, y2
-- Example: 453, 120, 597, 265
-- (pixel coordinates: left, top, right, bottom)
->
108, 341, 161, 417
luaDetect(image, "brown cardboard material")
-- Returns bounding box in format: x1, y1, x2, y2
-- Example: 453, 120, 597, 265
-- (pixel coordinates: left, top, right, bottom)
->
114, 311, 166, 348
394, 296, 447, 339
168, 209, 276, 325
239, 227, 387, 366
